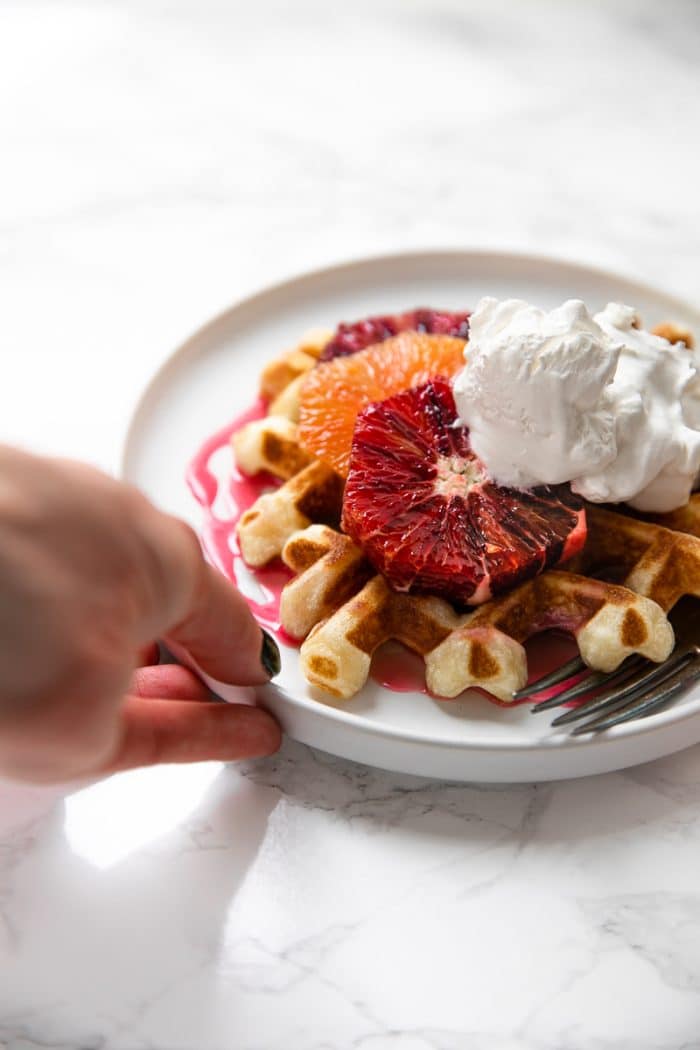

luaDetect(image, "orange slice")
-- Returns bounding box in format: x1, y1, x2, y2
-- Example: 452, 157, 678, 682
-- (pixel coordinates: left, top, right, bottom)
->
298, 332, 467, 477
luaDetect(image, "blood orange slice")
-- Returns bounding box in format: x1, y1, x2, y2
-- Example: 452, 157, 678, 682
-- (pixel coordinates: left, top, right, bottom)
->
341, 378, 587, 606
298, 332, 466, 477
319, 308, 470, 362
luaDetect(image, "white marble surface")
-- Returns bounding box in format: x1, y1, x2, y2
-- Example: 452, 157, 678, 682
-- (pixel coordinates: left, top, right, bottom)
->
2, 1, 700, 1047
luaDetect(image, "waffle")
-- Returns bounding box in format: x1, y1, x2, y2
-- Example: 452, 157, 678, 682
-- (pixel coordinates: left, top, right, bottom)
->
230, 331, 700, 703
258, 328, 332, 420
236, 460, 343, 567
578, 503, 700, 613
281, 525, 673, 700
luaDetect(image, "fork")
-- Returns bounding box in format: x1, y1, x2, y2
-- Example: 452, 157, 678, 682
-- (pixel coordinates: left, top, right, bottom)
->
515, 598, 700, 735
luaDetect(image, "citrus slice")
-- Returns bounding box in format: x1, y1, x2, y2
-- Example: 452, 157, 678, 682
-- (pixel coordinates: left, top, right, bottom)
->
319, 308, 470, 361
298, 332, 467, 476
342, 378, 586, 605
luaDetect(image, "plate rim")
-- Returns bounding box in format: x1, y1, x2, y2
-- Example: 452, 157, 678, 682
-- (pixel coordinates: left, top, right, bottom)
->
120, 247, 700, 756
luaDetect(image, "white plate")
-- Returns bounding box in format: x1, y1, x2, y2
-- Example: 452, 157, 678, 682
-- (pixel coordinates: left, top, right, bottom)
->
122, 250, 700, 782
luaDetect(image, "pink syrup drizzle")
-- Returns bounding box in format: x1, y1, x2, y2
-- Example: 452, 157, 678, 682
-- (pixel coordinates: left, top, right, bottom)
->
370, 632, 583, 707
186, 400, 585, 707
371, 642, 430, 694
186, 399, 294, 637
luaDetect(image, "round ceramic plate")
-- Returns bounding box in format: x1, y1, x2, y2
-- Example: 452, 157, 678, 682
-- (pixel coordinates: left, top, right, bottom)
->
122, 250, 700, 782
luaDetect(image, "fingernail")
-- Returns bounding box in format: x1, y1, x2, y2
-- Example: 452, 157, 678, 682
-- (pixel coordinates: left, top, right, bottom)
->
260, 629, 281, 678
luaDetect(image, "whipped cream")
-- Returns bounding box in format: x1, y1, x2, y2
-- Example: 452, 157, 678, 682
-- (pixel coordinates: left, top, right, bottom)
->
453, 297, 700, 512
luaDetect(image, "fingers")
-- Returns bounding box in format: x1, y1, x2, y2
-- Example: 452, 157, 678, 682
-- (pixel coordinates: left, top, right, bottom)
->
102, 694, 282, 773
138, 512, 279, 688
168, 560, 278, 687
130, 664, 212, 701
136, 642, 160, 667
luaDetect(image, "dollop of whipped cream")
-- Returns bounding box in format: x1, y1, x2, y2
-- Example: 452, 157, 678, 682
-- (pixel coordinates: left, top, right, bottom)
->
452, 297, 700, 512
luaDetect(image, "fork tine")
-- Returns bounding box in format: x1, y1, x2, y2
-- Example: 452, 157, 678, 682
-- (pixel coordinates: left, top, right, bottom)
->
530, 670, 609, 711
551, 652, 689, 726
570, 656, 700, 735
531, 655, 645, 713
513, 655, 585, 699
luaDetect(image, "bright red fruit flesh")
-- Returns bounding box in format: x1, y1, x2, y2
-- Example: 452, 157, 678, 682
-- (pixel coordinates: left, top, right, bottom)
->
341, 378, 587, 606
319, 308, 470, 362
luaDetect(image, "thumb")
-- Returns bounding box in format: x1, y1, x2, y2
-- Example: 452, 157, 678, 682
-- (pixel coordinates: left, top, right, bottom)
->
137, 509, 281, 687
167, 559, 281, 687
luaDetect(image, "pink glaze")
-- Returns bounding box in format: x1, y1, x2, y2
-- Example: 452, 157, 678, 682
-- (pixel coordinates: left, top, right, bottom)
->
370, 643, 429, 694
186, 400, 586, 707
186, 400, 294, 636
370, 631, 584, 707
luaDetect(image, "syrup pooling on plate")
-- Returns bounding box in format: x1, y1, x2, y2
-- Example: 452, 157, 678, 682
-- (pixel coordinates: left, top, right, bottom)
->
370, 642, 430, 695
186, 399, 294, 636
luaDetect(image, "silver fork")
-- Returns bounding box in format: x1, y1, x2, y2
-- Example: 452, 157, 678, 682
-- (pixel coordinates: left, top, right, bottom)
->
515, 598, 700, 734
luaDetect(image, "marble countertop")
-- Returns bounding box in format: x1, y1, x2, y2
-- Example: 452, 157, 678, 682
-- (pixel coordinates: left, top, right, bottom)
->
2, 2, 700, 1047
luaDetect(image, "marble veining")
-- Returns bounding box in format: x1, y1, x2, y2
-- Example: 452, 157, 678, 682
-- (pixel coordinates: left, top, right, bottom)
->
3, 742, 700, 1048
2, 0, 700, 1047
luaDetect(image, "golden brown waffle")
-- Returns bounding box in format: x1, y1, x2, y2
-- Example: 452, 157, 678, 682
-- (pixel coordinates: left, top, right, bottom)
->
230, 326, 700, 703
578, 504, 700, 613
642, 494, 700, 539
237, 461, 343, 567
232, 416, 313, 480
258, 328, 333, 420
281, 525, 673, 700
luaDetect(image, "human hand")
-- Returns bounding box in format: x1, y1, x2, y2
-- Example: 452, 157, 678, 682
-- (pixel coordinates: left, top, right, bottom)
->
0, 446, 282, 783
